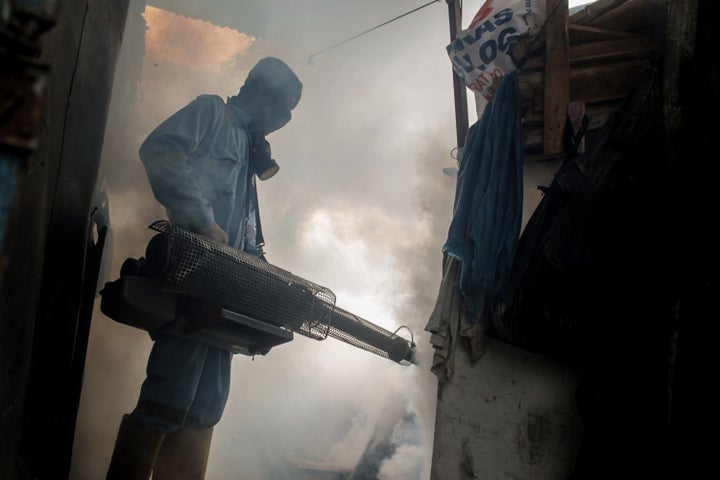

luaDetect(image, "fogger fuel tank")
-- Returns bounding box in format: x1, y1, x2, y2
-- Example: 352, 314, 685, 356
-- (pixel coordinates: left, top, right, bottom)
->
100, 221, 417, 364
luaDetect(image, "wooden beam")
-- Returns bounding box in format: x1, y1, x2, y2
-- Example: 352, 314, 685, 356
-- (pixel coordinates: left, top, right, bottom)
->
569, 24, 641, 44
569, 0, 626, 26
519, 35, 656, 69
519, 58, 651, 107
570, 36, 657, 64
447, 0, 469, 150
543, 0, 570, 155
591, 0, 664, 32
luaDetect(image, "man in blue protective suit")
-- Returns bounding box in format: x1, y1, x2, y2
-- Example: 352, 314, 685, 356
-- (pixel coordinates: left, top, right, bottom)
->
106, 57, 302, 480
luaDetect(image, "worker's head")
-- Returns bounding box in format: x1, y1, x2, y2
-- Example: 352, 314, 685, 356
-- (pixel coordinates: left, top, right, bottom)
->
233, 57, 302, 135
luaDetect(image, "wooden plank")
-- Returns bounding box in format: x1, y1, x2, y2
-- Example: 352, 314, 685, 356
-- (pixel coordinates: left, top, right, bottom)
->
569, 24, 642, 44
570, 36, 657, 64
592, 0, 665, 32
569, 58, 649, 102
520, 58, 650, 107
569, 0, 627, 26
543, 0, 570, 155
518, 35, 655, 69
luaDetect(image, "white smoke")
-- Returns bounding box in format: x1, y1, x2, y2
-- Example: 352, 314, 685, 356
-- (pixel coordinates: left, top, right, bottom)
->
379, 444, 428, 480
378, 401, 431, 480
73, 1, 458, 479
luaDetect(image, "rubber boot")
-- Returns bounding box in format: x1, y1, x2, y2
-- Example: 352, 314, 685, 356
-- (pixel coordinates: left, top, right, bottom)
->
152, 426, 214, 479
106, 414, 166, 480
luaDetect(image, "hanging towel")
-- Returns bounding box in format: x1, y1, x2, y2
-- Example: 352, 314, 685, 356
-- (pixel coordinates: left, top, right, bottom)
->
425, 253, 486, 383
443, 70, 524, 321
425, 71, 524, 382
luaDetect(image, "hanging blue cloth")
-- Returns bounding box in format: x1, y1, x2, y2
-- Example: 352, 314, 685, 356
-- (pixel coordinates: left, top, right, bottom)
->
443, 70, 524, 320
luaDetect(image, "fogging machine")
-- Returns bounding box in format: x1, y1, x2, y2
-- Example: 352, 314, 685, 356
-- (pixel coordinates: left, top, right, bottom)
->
99, 221, 417, 365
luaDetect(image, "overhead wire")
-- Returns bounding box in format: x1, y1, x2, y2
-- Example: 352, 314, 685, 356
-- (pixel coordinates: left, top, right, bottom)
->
306, 0, 442, 65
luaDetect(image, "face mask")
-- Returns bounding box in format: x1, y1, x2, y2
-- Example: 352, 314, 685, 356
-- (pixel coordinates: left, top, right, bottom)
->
260, 105, 291, 135
243, 84, 295, 135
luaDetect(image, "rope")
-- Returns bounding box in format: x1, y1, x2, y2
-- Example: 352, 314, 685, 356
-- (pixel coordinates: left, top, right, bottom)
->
307, 0, 442, 64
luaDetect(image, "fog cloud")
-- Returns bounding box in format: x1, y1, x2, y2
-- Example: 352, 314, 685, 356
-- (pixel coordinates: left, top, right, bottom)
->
69, 0, 578, 478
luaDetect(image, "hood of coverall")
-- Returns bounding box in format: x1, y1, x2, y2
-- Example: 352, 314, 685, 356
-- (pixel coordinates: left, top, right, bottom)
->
232, 57, 303, 136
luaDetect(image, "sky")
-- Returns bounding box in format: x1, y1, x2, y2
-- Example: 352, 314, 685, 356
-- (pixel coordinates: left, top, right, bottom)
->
71, 1, 593, 479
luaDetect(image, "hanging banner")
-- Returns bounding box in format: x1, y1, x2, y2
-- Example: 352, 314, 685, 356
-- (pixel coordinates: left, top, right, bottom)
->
447, 0, 546, 103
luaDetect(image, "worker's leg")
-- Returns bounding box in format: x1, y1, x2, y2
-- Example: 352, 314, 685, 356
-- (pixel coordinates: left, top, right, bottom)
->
107, 335, 210, 479
106, 414, 165, 480
152, 344, 232, 479
132, 334, 213, 432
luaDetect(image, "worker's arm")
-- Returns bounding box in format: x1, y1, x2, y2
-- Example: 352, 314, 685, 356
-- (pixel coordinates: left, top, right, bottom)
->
139, 96, 227, 242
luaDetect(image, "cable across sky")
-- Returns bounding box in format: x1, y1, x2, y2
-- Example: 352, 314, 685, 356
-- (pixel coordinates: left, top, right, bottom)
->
307, 0, 442, 64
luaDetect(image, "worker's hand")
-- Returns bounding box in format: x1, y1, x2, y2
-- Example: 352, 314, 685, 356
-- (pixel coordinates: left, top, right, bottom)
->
195, 222, 228, 245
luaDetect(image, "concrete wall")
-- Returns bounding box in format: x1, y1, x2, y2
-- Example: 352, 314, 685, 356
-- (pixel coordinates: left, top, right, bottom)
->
431, 1, 718, 477
431, 339, 582, 480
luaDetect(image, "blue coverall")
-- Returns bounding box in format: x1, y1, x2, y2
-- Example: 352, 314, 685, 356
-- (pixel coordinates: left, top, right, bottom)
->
134, 94, 262, 433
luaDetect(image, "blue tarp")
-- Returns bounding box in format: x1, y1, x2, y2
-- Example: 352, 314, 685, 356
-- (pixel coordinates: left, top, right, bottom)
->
443, 71, 524, 320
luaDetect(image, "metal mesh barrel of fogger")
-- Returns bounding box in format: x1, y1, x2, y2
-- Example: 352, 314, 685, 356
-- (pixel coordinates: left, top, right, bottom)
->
144, 221, 334, 340
143, 222, 416, 364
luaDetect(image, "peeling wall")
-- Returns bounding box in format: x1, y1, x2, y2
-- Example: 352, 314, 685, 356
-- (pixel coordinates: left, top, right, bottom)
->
431, 339, 582, 480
